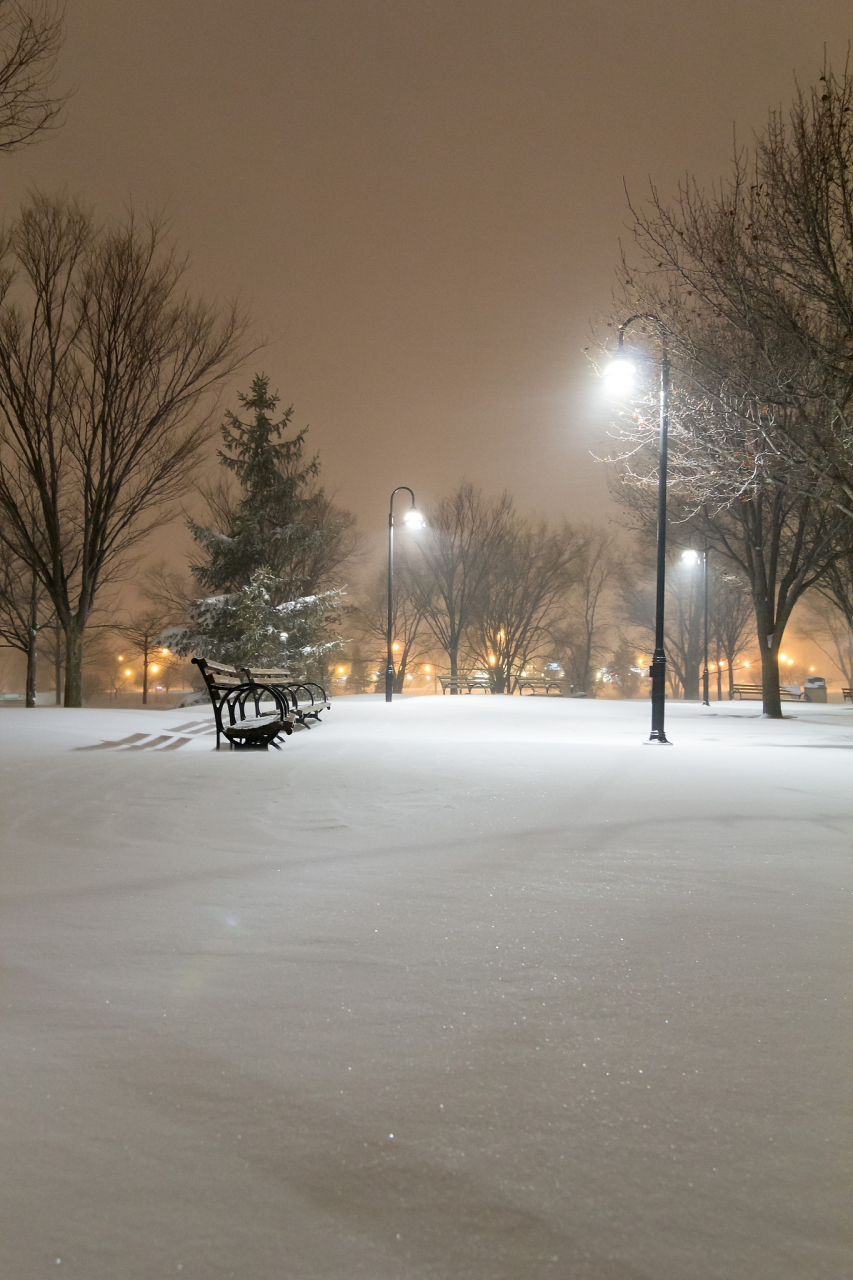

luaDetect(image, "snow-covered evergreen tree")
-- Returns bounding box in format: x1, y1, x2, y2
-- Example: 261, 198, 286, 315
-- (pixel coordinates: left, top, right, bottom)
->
189, 374, 352, 598
179, 376, 354, 676
168, 569, 344, 678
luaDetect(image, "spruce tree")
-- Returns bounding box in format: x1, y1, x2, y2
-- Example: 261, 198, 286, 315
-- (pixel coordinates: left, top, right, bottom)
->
169, 569, 344, 677
189, 374, 331, 598
180, 376, 352, 675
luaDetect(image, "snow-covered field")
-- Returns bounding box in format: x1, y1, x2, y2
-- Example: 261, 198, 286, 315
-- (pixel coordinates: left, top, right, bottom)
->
0, 694, 850, 1280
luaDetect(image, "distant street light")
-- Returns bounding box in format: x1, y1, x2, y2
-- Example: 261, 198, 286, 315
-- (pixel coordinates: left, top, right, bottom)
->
681, 545, 710, 705
606, 315, 672, 744
386, 487, 424, 702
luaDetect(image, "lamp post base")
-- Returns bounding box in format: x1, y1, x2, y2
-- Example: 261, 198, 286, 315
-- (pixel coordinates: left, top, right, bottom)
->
644, 734, 672, 745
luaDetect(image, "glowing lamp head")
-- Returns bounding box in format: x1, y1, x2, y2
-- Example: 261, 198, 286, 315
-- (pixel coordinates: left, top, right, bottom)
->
403, 507, 424, 530
681, 549, 700, 566
603, 355, 636, 396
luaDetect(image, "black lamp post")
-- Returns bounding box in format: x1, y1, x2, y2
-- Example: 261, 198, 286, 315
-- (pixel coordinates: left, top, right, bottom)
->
386, 486, 423, 702
606, 315, 672, 744
702, 544, 710, 706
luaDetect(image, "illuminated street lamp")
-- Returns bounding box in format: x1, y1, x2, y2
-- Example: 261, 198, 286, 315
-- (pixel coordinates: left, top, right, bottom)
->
386, 487, 424, 702
605, 315, 672, 744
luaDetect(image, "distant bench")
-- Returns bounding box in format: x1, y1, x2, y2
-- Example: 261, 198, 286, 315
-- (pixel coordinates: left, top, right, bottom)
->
439, 672, 492, 694
732, 683, 804, 701
843, 687, 852, 703
437, 672, 570, 696
517, 678, 563, 696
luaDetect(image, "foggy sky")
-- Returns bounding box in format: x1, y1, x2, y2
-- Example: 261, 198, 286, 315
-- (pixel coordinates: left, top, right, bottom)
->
3, 0, 851, 568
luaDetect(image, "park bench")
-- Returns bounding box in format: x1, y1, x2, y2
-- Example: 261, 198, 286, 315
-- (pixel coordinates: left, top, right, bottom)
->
517, 677, 563, 696
438, 672, 492, 694
241, 667, 330, 728
843, 687, 852, 703
192, 658, 294, 750
732, 683, 804, 701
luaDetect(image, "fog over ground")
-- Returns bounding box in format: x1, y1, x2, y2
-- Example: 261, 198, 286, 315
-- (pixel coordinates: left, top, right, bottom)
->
1, 695, 850, 1278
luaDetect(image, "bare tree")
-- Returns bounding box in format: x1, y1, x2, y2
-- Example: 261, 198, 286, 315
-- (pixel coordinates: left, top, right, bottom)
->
0, 2, 65, 152
38, 610, 62, 702
112, 608, 174, 705
601, 61, 853, 531
813, 544, 853, 633
0, 194, 249, 705
612, 462, 843, 713
712, 571, 754, 697
412, 482, 513, 689
467, 514, 581, 694
350, 557, 428, 693
551, 526, 620, 696
0, 540, 51, 704
619, 548, 705, 698
138, 560, 196, 621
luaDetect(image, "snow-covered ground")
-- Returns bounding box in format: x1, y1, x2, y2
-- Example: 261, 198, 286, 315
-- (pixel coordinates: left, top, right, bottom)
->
1, 694, 850, 1280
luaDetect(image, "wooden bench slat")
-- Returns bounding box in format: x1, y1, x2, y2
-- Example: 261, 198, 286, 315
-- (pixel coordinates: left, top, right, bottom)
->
732, 683, 804, 701
191, 657, 294, 750
241, 667, 330, 726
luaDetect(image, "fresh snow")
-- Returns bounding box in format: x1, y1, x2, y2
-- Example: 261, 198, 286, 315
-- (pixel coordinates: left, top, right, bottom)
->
0, 694, 851, 1279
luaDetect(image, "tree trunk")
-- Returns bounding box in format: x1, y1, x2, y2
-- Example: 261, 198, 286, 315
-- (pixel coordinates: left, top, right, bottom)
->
25, 575, 37, 707
682, 657, 700, 700
449, 640, 459, 693
54, 616, 62, 704
142, 650, 149, 705
64, 623, 84, 707
760, 645, 782, 718
25, 633, 37, 707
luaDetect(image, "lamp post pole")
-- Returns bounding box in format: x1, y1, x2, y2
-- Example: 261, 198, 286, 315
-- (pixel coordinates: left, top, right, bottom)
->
616, 315, 671, 744
386, 486, 417, 703
702, 544, 710, 706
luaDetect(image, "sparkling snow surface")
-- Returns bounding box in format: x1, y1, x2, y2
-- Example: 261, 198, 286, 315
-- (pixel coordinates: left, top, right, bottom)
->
1, 695, 850, 1279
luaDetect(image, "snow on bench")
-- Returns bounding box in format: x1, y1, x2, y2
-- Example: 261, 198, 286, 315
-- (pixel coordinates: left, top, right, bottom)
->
241, 668, 330, 728
191, 658, 292, 750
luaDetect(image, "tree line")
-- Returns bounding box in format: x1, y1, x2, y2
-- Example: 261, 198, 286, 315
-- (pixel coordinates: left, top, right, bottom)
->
1, 27, 852, 707
599, 59, 853, 716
